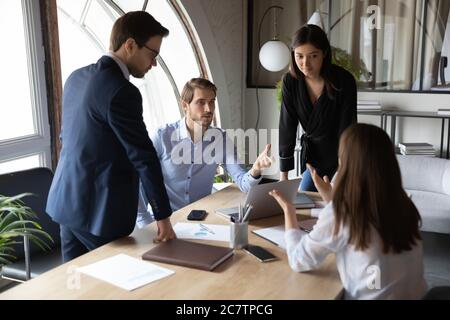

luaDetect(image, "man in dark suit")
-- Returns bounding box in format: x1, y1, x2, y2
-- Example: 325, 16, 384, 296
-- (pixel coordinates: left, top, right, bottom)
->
46, 11, 175, 262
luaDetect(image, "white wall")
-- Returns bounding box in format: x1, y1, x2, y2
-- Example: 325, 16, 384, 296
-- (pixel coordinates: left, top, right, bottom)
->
180, 0, 245, 130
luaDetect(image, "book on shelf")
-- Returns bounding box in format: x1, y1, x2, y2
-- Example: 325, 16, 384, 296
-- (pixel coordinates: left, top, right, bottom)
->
400, 150, 435, 154
357, 100, 381, 105
398, 142, 434, 149
430, 85, 450, 92
357, 107, 383, 112
437, 109, 450, 116
400, 151, 436, 157
357, 101, 383, 112
398, 142, 435, 156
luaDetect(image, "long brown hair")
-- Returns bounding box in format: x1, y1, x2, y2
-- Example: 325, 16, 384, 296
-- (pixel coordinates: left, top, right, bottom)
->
332, 124, 422, 254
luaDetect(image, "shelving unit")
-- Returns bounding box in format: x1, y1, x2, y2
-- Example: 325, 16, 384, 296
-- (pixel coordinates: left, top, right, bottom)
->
358, 110, 450, 159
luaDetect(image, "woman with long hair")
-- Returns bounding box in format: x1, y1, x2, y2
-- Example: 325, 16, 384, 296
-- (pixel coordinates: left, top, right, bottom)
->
271, 123, 427, 299
279, 24, 357, 191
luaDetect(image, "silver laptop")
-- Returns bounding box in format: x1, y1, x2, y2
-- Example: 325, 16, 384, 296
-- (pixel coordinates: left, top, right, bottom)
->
215, 178, 301, 221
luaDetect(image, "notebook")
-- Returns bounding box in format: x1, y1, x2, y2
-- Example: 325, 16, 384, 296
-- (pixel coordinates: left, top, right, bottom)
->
142, 239, 234, 271
292, 193, 315, 209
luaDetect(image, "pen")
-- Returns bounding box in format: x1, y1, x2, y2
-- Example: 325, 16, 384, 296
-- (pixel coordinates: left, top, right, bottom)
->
242, 205, 253, 222
199, 223, 215, 234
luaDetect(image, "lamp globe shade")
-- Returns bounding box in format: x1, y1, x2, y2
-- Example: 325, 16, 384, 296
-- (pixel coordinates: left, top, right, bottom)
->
307, 11, 324, 29
259, 40, 290, 72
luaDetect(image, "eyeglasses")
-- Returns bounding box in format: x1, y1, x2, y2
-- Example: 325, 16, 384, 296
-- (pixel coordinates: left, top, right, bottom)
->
142, 44, 159, 59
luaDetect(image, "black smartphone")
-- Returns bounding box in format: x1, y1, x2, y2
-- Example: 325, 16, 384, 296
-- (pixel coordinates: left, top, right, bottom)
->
187, 209, 208, 221
244, 245, 277, 262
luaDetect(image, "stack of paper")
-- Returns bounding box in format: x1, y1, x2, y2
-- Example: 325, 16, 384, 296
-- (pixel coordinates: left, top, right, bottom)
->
76, 254, 174, 291
357, 100, 383, 111
437, 109, 450, 116
398, 142, 435, 156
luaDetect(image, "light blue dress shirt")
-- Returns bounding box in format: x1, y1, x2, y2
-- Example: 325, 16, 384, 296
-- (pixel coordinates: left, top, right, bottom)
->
136, 118, 261, 227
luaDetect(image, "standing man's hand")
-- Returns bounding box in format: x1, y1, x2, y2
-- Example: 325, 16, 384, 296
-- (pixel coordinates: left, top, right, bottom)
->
154, 218, 176, 243
306, 163, 333, 203
250, 144, 273, 177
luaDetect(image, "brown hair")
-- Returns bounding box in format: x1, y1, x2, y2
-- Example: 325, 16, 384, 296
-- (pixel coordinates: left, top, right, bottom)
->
289, 24, 337, 99
110, 11, 169, 52
332, 123, 422, 254
181, 78, 217, 104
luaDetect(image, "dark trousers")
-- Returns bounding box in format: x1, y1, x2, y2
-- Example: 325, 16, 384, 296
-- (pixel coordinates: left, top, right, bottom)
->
60, 225, 116, 262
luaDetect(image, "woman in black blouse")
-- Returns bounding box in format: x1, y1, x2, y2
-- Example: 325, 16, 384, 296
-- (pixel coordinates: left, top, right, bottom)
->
279, 24, 357, 191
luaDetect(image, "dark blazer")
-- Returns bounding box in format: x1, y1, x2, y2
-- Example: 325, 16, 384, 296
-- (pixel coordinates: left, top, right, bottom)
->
46, 56, 172, 238
279, 65, 357, 176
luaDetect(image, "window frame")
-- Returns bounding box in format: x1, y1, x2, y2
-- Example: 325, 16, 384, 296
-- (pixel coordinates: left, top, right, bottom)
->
0, 0, 51, 170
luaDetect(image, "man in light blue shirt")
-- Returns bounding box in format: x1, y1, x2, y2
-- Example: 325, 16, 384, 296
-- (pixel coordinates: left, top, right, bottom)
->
137, 78, 272, 227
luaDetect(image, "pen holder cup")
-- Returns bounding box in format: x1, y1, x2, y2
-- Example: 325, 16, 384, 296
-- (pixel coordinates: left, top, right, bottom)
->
229, 221, 248, 249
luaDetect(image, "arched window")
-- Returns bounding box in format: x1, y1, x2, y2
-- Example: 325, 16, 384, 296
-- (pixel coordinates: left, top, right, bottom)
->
0, 1, 51, 174
57, 0, 212, 133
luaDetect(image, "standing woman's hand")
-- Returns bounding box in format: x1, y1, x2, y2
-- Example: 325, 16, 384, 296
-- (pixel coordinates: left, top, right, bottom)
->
306, 163, 333, 203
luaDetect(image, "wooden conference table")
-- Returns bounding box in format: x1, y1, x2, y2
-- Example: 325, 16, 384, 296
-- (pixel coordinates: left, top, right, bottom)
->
0, 185, 342, 299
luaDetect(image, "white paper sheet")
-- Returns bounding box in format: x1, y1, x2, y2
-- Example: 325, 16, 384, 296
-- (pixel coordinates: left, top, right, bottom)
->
76, 254, 174, 291
252, 225, 288, 249
173, 222, 230, 242
252, 225, 307, 250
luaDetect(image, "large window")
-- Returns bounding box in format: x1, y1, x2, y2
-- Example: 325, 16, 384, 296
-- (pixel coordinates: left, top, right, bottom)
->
0, 1, 51, 173
57, 0, 207, 134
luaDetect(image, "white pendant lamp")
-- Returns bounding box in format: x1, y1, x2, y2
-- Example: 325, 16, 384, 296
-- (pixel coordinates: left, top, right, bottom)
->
258, 6, 290, 72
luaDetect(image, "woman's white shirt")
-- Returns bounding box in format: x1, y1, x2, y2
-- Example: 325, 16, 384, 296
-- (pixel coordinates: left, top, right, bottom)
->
284, 203, 427, 299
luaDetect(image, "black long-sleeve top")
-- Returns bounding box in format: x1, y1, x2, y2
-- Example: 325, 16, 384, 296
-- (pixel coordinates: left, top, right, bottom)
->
279, 65, 357, 176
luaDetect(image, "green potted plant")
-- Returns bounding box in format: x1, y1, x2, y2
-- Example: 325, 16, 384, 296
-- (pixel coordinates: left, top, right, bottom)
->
0, 193, 53, 267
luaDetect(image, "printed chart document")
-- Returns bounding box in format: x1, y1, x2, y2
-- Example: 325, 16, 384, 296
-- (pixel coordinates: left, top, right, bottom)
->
173, 222, 230, 242
77, 254, 174, 291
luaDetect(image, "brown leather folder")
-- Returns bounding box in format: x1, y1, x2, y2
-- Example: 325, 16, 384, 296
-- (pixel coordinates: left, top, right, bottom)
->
142, 239, 234, 271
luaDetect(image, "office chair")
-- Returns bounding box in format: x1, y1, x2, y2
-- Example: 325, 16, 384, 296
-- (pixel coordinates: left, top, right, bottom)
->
0, 167, 62, 282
